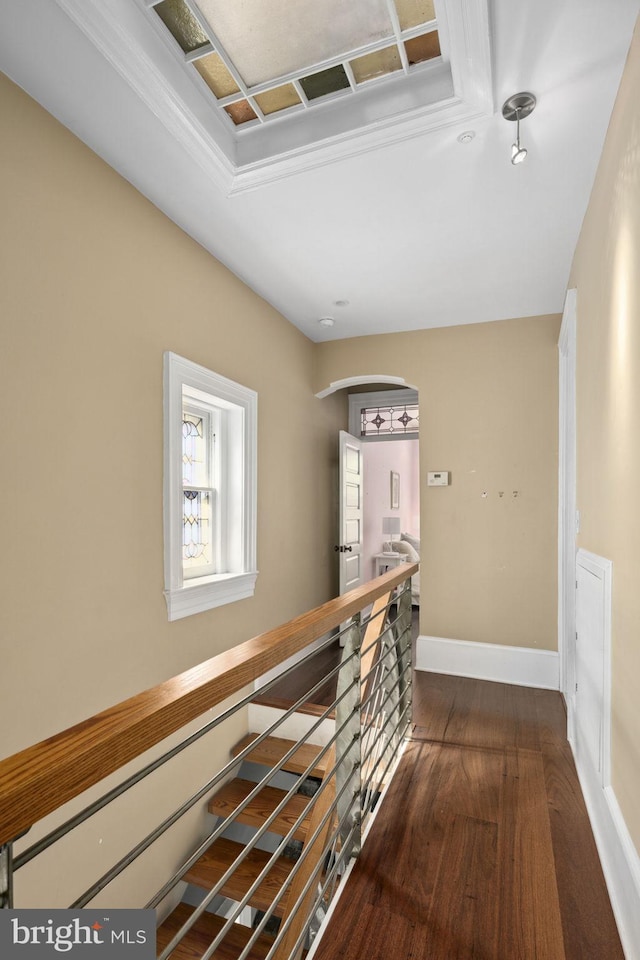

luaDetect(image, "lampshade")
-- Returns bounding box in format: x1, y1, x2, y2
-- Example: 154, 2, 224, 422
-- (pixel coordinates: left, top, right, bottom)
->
382, 516, 401, 536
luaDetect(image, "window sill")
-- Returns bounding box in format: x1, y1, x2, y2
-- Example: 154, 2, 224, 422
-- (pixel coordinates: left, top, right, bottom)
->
164, 571, 258, 621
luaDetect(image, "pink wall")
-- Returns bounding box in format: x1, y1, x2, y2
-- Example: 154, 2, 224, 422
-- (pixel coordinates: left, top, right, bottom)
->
362, 439, 420, 582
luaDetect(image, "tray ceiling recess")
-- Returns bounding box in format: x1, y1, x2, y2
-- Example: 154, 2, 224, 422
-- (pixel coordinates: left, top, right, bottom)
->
55, 0, 493, 191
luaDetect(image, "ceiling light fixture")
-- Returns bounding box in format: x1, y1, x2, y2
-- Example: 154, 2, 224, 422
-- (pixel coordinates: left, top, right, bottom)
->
502, 92, 536, 165
319, 316, 335, 327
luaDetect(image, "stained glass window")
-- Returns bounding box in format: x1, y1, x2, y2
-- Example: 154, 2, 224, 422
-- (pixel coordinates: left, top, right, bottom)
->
182, 408, 215, 575
182, 412, 206, 486
183, 489, 213, 566
164, 352, 258, 620
361, 404, 419, 437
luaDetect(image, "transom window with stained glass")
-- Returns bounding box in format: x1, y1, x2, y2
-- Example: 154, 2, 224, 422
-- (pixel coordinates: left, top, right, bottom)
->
146, 0, 443, 128
361, 403, 419, 437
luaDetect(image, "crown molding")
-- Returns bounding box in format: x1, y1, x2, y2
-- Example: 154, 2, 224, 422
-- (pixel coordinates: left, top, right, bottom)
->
55, 0, 235, 193
47, 0, 494, 195
53, 0, 493, 194
230, 92, 486, 195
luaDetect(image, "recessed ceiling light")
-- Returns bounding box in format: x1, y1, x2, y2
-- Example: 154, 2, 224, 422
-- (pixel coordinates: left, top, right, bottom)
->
457, 130, 475, 143
319, 316, 335, 327
334, 299, 349, 307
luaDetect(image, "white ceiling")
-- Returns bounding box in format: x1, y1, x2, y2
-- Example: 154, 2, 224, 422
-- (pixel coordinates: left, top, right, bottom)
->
1, 0, 639, 342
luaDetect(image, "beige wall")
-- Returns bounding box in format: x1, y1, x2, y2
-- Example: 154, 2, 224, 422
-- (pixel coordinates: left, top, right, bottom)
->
0, 72, 345, 763
0, 58, 574, 900
569, 21, 640, 849
315, 314, 560, 651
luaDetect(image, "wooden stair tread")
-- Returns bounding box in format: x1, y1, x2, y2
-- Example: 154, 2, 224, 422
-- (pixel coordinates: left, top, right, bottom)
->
209, 778, 312, 841
183, 837, 294, 916
232, 734, 327, 779
251, 694, 336, 720
157, 902, 273, 960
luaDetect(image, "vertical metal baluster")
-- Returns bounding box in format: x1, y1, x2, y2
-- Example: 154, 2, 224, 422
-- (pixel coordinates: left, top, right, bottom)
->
378, 617, 401, 775
335, 614, 362, 860
352, 613, 364, 857
0, 843, 14, 909
397, 578, 413, 731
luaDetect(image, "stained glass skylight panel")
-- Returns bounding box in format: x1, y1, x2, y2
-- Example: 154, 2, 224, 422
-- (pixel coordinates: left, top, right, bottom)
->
395, 0, 436, 30
154, 0, 209, 53
299, 66, 351, 102
405, 31, 441, 65
225, 100, 258, 125
194, 53, 239, 98
195, 0, 396, 87
351, 47, 403, 85
254, 84, 302, 115
148, 0, 444, 129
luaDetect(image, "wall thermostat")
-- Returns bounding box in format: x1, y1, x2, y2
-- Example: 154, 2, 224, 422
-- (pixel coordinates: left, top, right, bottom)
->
427, 471, 450, 486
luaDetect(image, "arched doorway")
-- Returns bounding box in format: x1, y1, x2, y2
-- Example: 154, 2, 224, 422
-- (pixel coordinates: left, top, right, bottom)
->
317, 376, 420, 600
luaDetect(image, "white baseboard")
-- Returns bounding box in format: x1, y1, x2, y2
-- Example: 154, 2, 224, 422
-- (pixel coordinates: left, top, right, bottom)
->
415, 635, 559, 690
571, 731, 640, 959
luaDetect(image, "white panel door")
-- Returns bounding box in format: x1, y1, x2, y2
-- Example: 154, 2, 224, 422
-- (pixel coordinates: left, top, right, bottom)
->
338, 431, 364, 595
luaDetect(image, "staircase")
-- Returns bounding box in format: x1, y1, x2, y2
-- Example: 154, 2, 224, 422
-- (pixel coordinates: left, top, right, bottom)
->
0, 568, 414, 960
157, 734, 334, 960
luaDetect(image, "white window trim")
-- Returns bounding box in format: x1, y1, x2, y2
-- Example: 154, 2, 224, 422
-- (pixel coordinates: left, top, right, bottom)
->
163, 352, 258, 621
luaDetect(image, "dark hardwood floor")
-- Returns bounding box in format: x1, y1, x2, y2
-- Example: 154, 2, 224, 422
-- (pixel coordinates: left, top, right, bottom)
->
313, 672, 624, 960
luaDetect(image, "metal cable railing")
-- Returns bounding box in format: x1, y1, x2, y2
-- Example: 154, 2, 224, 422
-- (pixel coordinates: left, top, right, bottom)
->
0, 565, 415, 960
72, 638, 361, 908
154, 688, 360, 958
15, 628, 345, 872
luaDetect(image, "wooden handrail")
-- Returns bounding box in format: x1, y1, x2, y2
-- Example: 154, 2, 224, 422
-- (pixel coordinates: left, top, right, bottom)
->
0, 564, 417, 846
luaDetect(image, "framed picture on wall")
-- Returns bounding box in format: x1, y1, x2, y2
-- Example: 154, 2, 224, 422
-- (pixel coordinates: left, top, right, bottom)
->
390, 471, 400, 509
